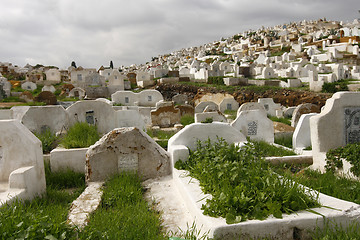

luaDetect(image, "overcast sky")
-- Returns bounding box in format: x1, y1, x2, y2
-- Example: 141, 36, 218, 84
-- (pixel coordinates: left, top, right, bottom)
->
0, 0, 359, 69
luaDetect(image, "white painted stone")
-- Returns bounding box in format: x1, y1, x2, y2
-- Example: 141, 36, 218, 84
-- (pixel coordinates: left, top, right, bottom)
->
311, 92, 360, 170
21, 81, 37, 91
69, 87, 86, 99
194, 101, 218, 113
195, 112, 227, 123
293, 113, 318, 150
237, 102, 266, 116
42, 85, 56, 93
219, 97, 239, 113
86, 127, 170, 182
11, 105, 68, 133
231, 109, 274, 143
67, 182, 104, 229
111, 90, 163, 107
50, 147, 88, 173
168, 122, 246, 165
258, 98, 282, 117
0, 109, 11, 120
0, 120, 46, 206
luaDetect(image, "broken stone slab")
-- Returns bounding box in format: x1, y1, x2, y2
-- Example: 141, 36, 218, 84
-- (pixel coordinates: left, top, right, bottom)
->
67, 182, 104, 229
86, 127, 171, 182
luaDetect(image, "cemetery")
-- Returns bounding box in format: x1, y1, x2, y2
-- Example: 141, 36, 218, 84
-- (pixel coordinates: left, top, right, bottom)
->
1, 17, 360, 239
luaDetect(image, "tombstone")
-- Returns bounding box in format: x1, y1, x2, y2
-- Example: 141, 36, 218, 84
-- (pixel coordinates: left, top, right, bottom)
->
172, 94, 188, 105
284, 106, 296, 118
175, 104, 195, 117
35, 91, 57, 105
69, 87, 86, 99
195, 111, 227, 123
21, 81, 37, 91
151, 101, 181, 128
237, 102, 266, 116
0, 85, 4, 101
0, 120, 46, 206
42, 85, 56, 93
310, 92, 360, 171
86, 127, 170, 182
231, 110, 274, 143
112, 91, 136, 106
168, 122, 246, 165
257, 98, 282, 117
61, 84, 75, 96
11, 105, 68, 134
219, 97, 239, 113
138, 90, 163, 107
195, 101, 218, 113
66, 100, 116, 134
291, 103, 321, 128
293, 113, 318, 150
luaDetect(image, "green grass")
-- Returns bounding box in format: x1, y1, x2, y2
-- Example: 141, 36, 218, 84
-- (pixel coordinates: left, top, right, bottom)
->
310, 220, 360, 240
268, 115, 291, 125
224, 109, 237, 120
60, 122, 100, 149
0, 162, 85, 240
1, 96, 21, 102
180, 114, 195, 126
274, 135, 293, 149
273, 164, 360, 205
79, 172, 166, 240
34, 128, 59, 153
175, 138, 319, 223
251, 140, 296, 157
147, 129, 176, 140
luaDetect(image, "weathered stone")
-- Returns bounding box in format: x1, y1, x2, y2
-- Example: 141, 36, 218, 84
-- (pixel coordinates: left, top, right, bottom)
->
237, 102, 266, 116
291, 103, 321, 128
151, 101, 181, 127
172, 94, 188, 105
86, 127, 170, 182
195, 101, 218, 113
19, 91, 34, 103
175, 104, 194, 117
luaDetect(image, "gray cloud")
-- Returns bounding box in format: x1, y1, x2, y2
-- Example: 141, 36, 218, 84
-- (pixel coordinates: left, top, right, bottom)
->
0, 0, 358, 69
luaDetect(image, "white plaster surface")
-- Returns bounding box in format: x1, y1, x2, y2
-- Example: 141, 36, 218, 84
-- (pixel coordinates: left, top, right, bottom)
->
195, 112, 227, 123
50, 147, 88, 173
293, 113, 318, 150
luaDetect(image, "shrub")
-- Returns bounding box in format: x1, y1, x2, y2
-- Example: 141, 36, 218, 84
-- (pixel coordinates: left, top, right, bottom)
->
207, 76, 225, 85
34, 129, 59, 153
325, 143, 360, 177
61, 122, 100, 149
321, 81, 348, 93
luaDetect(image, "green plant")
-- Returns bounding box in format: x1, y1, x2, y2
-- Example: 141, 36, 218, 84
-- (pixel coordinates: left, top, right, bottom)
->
175, 139, 319, 223
321, 81, 348, 93
207, 76, 225, 85
34, 128, 59, 154
2, 96, 22, 102
251, 140, 296, 157
79, 172, 165, 239
61, 122, 100, 149
325, 143, 360, 177
201, 118, 213, 123
310, 220, 360, 240
274, 135, 293, 149
268, 115, 291, 126
180, 114, 195, 126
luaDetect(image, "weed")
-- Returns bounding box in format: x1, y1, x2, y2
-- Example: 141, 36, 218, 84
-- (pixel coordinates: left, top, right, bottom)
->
175, 138, 319, 223
201, 118, 213, 123
268, 115, 291, 126
251, 140, 296, 157
310, 220, 360, 239
180, 114, 195, 126
325, 143, 360, 177
60, 122, 100, 149
34, 129, 59, 154
274, 135, 293, 149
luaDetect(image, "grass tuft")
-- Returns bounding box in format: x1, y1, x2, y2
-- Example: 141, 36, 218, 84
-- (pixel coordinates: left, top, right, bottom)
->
61, 122, 100, 149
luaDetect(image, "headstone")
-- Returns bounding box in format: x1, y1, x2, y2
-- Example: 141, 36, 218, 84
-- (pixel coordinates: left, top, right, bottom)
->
219, 97, 239, 113
291, 103, 321, 128
19, 91, 34, 103
0, 85, 4, 101
257, 98, 282, 117
42, 85, 56, 93
85, 127, 170, 182
150, 101, 181, 128
284, 107, 296, 118
293, 113, 318, 150
231, 110, 274, 143
168, 122, 246, 165
310, 92, 360, 170
195, 111, 227, 123
21, 81, 37, 91
195, 101, 218, 113
0, 120, 46, 206
172, 94, 188, 105
175, 104, 195, 117
237, 102, 266, 116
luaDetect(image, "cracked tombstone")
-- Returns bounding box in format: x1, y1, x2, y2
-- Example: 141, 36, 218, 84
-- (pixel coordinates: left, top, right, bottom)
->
86, 127, 171, 182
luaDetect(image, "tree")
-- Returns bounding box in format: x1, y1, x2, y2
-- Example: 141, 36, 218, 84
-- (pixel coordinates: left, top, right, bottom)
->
110, 61, 114, 69
71, 61, 77, 68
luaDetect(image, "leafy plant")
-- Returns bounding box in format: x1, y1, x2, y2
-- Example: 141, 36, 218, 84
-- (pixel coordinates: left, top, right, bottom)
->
325, 143, 360, 177
60, 122, 100, 149
207, 76, 225, 85
251, 140, 296, 157
268, 115, 291, 126
274, 135, 293, 149
175, 138, 319, 223
321, 81, 348, 93
34, 128, 59, 153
